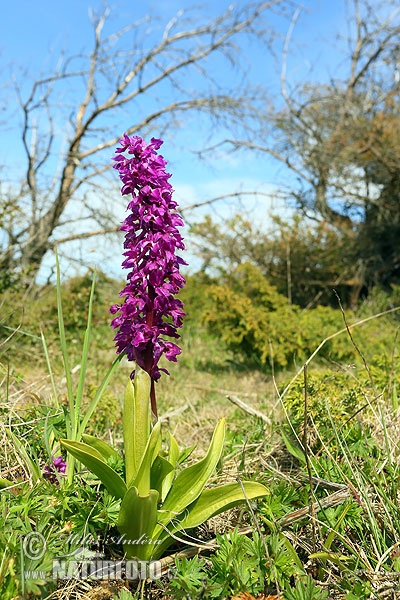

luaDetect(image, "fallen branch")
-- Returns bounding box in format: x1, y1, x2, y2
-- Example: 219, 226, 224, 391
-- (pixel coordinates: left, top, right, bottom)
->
226, 395, 271, 424
280, 487, 352, 528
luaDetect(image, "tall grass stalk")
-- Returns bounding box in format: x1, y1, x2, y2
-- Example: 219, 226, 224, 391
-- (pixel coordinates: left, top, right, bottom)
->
316, 403, 400, 572
54, 254, 123, 484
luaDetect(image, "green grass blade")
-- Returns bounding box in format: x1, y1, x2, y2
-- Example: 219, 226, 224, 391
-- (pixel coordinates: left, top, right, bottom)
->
55, 252, 74, 429
40, 330, 59, 409
8, 432, 40, 483
77, 352, 124, 437
73, 271, 96, 431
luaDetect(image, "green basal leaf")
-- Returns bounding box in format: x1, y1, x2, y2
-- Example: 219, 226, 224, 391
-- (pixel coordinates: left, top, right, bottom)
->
60, 439, 127, 499
161, 431, 180, 501
178, 444, 196, 465
177, 481, 269, 529
280, 428, 306, 465
124, 369, 151, 487
132, 420, 162, 496
0, 477, 14, 490
81, 434, 120, 461
157, 418, 226, 526
309, 551, 352, 565
281, 535, 305, 572
117, 486, 159, 560
153, 480, 269, 558
150, 455, 174, 497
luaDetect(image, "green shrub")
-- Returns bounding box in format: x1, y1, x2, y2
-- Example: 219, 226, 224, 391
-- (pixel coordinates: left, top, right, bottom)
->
203, 263, 353, 369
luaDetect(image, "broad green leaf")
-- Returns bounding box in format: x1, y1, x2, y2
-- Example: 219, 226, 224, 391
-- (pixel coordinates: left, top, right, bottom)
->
60, 439, 126, 499
150, 455, 174, 497
153, 480, 269, 558
161, 432, 180, 501
123, 379, 135, 487
178, 444, 196, 465
132, 420, 162, 496
280, 428, 306, 465
157, 418, 226, 526
118, 486, 159, 560
124, 370, 151, 487
0, 477, 14, 490
81, 434, 120, 461
309, 551, 352, 565
177, 481, 269, 530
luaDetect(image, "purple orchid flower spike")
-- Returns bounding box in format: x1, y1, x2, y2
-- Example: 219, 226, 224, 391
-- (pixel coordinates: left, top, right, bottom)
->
110, 135, 186, 417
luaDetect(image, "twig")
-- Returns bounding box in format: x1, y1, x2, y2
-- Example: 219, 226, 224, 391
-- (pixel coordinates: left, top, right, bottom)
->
280, 487, 352, 528
295, 473, 349, 491
226, 395, 271, 424
160, 404, 189, 421
185, 384, 258, 397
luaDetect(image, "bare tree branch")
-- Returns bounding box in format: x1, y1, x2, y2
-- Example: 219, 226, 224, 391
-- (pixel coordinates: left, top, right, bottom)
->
0, 1, 286, 287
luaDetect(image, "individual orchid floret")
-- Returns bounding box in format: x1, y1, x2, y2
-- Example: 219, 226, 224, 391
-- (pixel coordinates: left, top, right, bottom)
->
43, 455, 67, 484
110, 135, 186, 416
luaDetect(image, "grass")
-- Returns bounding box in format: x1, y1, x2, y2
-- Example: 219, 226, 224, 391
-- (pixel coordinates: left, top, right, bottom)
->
1, 277, 400, 599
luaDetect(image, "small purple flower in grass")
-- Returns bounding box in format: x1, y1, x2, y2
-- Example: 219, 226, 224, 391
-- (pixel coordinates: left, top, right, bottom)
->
111, 135, 186, 417
44, 455, 67, 484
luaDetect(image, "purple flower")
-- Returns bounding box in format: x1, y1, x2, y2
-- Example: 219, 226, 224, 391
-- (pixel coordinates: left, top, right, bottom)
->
44, 455, 67, 484
111, 135, 186, 414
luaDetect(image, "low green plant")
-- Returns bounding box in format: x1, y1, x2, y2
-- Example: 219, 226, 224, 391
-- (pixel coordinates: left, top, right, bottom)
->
113, 589, 138, 600
281, 369, 368, 455
208, 529, 304, 597
283, 575, 329, 600
166, 555, 209, 599
61, 368, 269, 560
208, 529, 269, 598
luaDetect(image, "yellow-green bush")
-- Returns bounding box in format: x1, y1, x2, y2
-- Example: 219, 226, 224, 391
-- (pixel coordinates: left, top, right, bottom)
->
202, 263, 355, 369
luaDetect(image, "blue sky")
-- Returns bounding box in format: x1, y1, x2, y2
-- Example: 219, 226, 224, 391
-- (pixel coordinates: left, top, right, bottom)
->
0, 0, 350, 278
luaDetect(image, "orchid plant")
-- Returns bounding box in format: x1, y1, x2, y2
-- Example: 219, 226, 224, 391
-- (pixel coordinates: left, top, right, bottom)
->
61, 135, 268, 560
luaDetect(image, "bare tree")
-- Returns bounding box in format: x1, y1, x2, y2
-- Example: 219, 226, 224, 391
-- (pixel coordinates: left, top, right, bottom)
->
208, 0, 400, 294
0, 1, 287, 289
